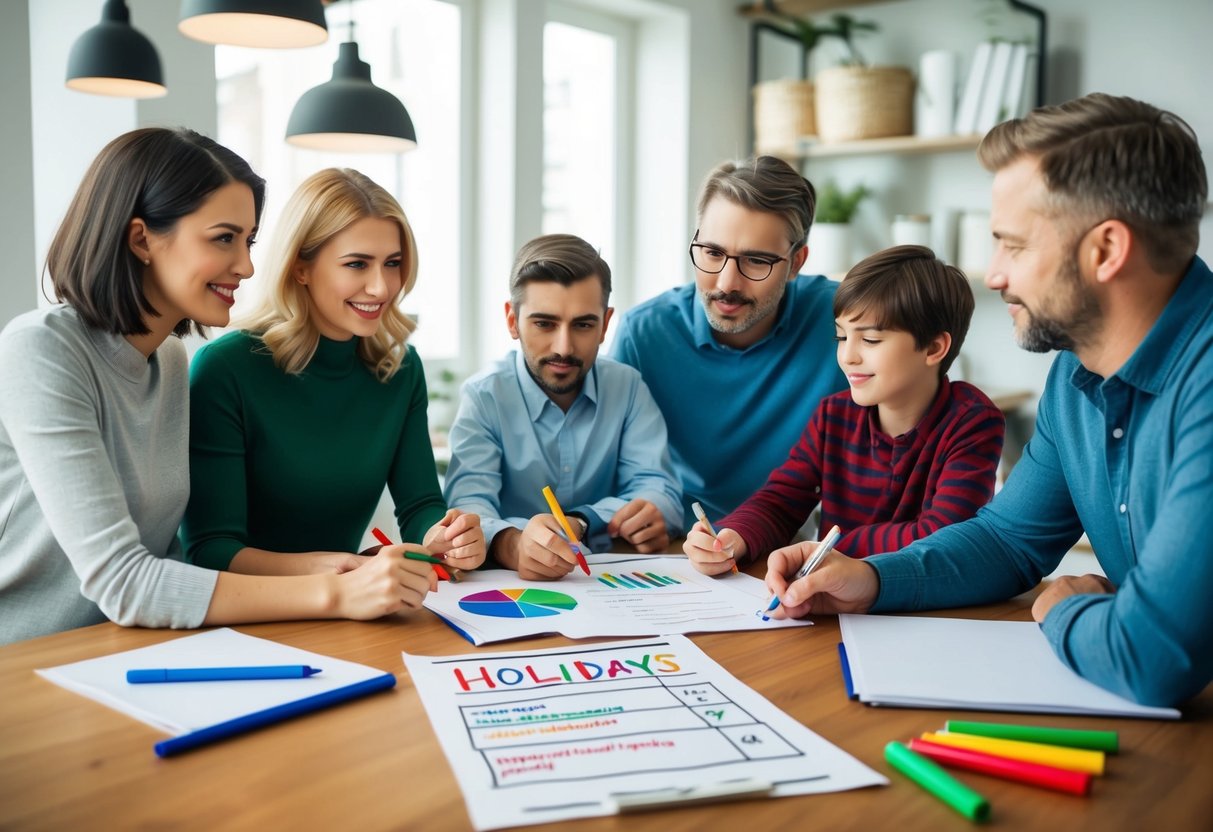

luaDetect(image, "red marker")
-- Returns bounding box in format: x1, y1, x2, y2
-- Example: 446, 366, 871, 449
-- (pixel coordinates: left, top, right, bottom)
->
908, 738, 1092, 796
371, 526, 451, 581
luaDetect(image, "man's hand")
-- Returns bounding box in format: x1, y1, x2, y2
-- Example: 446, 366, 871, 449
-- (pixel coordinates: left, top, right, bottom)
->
495, 515, 579, 581
764, 547, 879, 619
683, 521, 745, 575
1033, 573, 1115, 622
608, 499, 669, 553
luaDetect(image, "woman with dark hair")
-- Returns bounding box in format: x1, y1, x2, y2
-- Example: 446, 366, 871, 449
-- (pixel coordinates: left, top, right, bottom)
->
0, 128, 435, 645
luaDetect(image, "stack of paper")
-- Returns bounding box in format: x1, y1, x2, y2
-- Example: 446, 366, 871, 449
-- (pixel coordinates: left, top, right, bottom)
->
37, 628, 394, 735
839, 615, 1179, 719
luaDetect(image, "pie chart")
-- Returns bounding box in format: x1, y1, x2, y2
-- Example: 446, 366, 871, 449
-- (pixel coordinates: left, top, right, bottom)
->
458, 588, 578, 618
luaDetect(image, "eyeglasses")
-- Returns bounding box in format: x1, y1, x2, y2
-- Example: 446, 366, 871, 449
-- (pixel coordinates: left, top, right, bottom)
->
688, 231, 793, 282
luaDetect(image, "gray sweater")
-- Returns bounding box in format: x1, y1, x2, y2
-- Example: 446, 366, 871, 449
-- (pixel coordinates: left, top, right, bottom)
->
0, 306, 217, 645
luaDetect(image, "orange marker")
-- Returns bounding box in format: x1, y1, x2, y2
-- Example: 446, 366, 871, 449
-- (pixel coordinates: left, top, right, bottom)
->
541, 486, 591, 575
371, 526, 452, 581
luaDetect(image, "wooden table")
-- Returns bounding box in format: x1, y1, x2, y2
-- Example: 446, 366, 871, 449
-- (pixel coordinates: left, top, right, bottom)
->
2, 584, 1210, 830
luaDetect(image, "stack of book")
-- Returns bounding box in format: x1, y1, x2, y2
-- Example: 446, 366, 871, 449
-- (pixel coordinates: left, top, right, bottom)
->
954, 40, 1033, 136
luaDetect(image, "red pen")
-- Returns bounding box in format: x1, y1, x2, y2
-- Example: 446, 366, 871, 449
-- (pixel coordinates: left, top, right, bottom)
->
371, 526, 452, 581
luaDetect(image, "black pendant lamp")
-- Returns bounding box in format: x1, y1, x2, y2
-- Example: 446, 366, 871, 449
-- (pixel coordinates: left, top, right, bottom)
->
66, 0, 166, 99
285, 34, 417, 153
178, 0, 328, 49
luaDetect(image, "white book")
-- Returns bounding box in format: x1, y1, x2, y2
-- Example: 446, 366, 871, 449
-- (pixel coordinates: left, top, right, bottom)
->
839, 614, 1181, 720
1000, 43, 1030, 123
953, 41, 993, 135
975, 41, 1014, 134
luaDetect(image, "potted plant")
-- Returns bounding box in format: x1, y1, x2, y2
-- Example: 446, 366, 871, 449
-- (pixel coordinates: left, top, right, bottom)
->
807, 181, 870, 277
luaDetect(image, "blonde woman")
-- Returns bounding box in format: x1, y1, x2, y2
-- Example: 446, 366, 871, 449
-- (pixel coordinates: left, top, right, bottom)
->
182, 168, 484, 608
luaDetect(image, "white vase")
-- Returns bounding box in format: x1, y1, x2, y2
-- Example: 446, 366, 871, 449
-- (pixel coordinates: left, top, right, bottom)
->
807, 222, 853, 279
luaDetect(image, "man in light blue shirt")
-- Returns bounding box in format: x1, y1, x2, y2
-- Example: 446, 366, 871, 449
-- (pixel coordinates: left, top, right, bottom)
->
611, 156, 846, 530
766, 94, 1213, 707
445, 234, 682, 580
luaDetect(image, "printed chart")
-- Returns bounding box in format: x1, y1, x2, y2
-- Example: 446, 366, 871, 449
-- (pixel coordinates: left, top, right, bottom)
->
403, 636, 886, 831
458, 589, 578, 619
423, 555, 811, 645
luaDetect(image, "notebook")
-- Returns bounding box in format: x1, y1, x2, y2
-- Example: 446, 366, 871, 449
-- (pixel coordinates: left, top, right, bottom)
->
839, 614, 1180, 720
36, 628, 395, 736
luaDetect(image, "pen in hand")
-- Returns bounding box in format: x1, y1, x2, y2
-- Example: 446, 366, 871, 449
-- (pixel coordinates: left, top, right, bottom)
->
541, 486, 592, 576
371, 527, 454, 582
760, 524, 842, 620
691, 501, 739, 574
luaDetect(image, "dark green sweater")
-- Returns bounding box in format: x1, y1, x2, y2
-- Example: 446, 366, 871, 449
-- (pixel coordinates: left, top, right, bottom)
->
182, 330, 447, 569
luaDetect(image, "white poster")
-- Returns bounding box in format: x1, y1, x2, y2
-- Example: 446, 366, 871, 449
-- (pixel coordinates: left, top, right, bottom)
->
402, 635, 886, 830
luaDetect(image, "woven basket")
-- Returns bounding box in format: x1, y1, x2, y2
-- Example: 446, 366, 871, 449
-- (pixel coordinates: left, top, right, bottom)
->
814, 66, 914, 143
753, 79, 815, 155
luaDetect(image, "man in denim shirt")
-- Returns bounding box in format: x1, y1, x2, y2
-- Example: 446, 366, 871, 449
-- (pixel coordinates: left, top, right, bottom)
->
762, 93, 1212, 708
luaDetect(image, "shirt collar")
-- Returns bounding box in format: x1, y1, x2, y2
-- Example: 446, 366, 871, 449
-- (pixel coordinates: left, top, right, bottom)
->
1070, 256, 1213, 395
866, 376, 952, 444
691, 281, 794, 352
513, 349, 598, 422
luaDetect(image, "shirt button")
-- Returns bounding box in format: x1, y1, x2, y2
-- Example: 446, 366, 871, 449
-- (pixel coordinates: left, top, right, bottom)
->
1119, 503, 1127, 514
814, 486, 821, 494
563, 466, 570, 473
1112, 427, 1124, 439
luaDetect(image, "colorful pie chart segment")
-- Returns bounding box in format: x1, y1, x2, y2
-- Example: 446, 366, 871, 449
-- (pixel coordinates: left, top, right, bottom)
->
458, 588, 578, 619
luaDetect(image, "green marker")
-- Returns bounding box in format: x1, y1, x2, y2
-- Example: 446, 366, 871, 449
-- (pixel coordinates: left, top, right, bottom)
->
885, 742, 990, 823
946, 720, 1118, 754
403, 552, 446, 565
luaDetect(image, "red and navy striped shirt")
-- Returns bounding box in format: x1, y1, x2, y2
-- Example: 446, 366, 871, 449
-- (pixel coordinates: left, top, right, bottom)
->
721, 378, 1005, 560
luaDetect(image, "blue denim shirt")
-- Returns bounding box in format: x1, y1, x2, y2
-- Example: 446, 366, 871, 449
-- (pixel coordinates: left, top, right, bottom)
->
611, 276, 846, 527
443, 351, 682, 553
870, 257, 1213, 707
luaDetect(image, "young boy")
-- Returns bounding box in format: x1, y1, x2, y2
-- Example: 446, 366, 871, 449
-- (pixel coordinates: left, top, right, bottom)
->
683, 245, 1005, 574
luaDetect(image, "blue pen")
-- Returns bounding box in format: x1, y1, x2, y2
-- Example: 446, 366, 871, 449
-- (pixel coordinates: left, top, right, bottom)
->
759, 525, 841, 620
126, 665, 322, 684
154, 672, 397, 757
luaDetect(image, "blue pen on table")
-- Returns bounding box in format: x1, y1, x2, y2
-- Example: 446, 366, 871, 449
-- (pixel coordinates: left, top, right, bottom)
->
759, 524, 842, 620
126, 665, 322, 684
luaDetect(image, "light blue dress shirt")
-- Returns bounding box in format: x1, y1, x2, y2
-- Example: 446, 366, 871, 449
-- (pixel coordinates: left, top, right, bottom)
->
869, 256, 1213, 707
444, 351, 683, 554
610, 276, 847, 527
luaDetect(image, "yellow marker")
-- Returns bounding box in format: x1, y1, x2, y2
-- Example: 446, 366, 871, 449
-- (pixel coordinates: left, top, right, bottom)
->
920, 731, 1105, 776
541, 485, 590, 575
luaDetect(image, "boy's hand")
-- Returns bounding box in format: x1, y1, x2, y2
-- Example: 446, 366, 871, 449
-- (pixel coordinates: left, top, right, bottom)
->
683, 522, 746, 575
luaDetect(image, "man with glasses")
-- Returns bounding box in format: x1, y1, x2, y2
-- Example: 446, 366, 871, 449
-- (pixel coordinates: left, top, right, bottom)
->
767, 93, 1213, 708
611, 156, 846, 534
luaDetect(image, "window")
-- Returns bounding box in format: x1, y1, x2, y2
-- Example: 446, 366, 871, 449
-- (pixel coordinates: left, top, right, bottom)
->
215, 0, 462, 361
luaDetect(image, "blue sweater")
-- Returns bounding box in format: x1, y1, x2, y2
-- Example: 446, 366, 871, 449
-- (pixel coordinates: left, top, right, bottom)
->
870, 257, 1213, 707
610, 276, 846, 527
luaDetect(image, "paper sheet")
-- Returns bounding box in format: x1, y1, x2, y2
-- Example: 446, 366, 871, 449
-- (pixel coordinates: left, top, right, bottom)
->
36, 628, 390, 734
840, 614, 1181, 719
424, 554, 810, 645
402, 635, 885, 830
